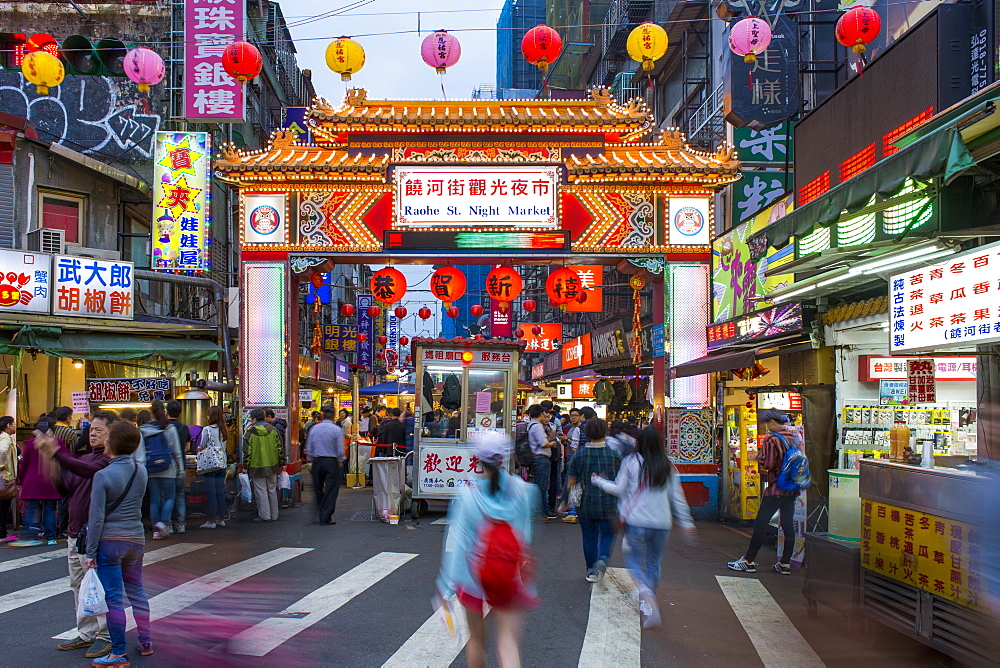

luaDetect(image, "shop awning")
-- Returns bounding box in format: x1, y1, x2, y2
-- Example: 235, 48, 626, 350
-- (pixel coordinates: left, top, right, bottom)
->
359, 381, 415, 396
8, 328, 221, 361
750, 125, 974, 248
670, 349, 757, 379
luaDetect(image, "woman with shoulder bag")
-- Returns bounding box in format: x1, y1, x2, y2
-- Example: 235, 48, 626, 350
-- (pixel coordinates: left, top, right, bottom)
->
197, 406, 229, 529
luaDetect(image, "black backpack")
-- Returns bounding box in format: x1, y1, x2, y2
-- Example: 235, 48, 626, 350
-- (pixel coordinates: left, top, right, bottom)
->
514, 420, 535, 468
441, 374, 462, 410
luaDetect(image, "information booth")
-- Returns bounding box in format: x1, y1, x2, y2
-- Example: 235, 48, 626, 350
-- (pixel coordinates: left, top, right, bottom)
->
410, 337, 521, 518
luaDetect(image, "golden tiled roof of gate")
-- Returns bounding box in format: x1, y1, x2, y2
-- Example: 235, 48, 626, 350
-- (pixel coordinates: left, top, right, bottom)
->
306, 87, 655, 141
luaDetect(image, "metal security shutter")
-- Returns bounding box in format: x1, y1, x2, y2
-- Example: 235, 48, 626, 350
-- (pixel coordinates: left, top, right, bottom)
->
0, 165, 14, 248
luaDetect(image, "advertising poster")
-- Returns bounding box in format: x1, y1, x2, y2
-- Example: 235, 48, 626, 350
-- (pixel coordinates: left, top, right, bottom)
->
152, 131, 210, 271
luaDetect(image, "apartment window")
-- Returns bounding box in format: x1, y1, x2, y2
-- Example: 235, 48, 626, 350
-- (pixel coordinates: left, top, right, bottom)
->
38, 190, 85, 244
121, 214, 150, 268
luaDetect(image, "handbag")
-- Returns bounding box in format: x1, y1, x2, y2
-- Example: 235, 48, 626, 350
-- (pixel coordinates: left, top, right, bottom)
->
0, 479, 17, 501
77, 461, 138, 555
568, 482, 583, 507
196, 427, 226, 474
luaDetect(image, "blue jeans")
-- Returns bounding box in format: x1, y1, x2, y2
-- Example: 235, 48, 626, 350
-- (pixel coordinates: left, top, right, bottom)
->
203, 469, 227, 522
172, 475, 186, 526
24, 499, 57, 540
148, 477, 175, 527
579, 516, 617, 571
96, 540, 150, 655
623, 525, 669, 593
532, 456, 551, 515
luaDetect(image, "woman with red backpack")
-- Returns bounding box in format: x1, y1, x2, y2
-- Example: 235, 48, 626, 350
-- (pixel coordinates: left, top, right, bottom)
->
436, 432, 539, 668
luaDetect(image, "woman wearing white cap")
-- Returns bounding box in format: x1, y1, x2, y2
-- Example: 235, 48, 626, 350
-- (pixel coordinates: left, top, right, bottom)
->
436, 432, 539, 668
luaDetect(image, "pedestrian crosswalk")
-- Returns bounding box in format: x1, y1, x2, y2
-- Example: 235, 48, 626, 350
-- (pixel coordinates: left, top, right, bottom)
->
0, 540, 831, 665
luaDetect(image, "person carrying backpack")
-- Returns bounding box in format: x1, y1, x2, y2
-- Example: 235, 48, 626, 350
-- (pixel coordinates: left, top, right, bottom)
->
728, 409, 804, 575
436, 432, 539, 668
141, 400, 183, 540
241, 409, 286, 522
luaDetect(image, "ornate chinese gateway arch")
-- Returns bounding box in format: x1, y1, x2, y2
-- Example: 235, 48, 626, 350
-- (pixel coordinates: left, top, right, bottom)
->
215, 87, 740, 444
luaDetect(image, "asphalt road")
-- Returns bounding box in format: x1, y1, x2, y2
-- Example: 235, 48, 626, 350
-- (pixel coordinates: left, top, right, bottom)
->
0, 485, 954, 666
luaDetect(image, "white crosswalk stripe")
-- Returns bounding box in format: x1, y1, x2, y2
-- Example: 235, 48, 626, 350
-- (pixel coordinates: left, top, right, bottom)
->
0, 542, 209, 616
381, 595, 482, 668
578, 567, 641, 667
53, 546, 312, 639
716, 575, 825, 667
225, 551, 417, 657
0, 547, 66, 573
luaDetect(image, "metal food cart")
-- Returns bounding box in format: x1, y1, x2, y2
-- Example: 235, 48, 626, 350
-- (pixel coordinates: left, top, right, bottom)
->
410, 337, 521, 519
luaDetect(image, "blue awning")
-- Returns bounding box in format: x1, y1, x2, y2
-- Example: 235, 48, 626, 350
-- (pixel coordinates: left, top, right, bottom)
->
359, 382, 416, 396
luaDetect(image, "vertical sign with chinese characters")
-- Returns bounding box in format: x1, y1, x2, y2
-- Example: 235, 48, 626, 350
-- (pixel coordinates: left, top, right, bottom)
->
907, 359, 937, 404
356, 294, 374, 370
184, 0, 246, 121
490, 298, 513, 338
152, 132, 210, 271
54, 256, 134, 319
731, 171, 791, 224
566, 265, 602, 313
734, 121, 792, 164
724, 13, 798, 129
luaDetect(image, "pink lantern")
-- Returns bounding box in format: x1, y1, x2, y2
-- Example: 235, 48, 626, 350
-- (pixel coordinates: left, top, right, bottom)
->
123, 47, 164, 92
728, 16, 772, 63
421, 30, 461, 74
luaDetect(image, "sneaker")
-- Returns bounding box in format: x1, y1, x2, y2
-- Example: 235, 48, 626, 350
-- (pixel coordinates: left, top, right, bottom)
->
545, 512, 558, 519
560, 514, 578, 523
174, 523, 186, 534
91, 653, 130, 666
216, 520, 226, 528
199, 522, 217, 529
86, 640, 113, 658
639, 592, 661, 629
0, 534, 18, 543
137, 641, 153, 657
47, 539, 57, 546
151, 531, 162, 540
727, 556, 758, 573
772, 562, 791, 575
57, 636, 91, 651
153, 522, 168, 535
585, 571, 599, 583
252, 517, 267, 522
594, 559, 607, 585
534, 515, 549, 523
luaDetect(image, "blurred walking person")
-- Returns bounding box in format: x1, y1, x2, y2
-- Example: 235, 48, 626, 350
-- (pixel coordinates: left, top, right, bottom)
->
592, 426, 697, 628
197, 407, 229, 529
141, 400, 182, 540
17, 417, 62, 544
436, 433, 539, 668
86, 420, 151, 666
306, 406, 344, 525
563, 418, 621, 583
0, 416, 17, 543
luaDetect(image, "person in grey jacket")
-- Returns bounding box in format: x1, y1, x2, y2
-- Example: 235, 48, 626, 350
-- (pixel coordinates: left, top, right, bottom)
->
141, 400, 182, 540
85, 421, 152, 665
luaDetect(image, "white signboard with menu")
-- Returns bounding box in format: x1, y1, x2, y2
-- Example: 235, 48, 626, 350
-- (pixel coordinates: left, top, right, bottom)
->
889, 241, 1000, 353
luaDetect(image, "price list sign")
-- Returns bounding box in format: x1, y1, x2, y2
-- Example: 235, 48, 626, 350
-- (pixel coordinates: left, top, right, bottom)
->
906, 358, 936, 404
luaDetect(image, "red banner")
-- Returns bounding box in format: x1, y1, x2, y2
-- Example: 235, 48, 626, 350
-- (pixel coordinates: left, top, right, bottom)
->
490, 298, 512, 337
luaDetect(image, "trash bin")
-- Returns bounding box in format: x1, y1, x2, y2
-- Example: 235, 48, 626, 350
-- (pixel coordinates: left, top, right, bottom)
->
371, 456, 405, 522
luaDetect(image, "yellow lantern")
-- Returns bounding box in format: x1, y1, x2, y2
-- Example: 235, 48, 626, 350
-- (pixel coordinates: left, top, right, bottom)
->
627, 22, 668, 71
21, 50, 65, 95
325, 37, 365, 81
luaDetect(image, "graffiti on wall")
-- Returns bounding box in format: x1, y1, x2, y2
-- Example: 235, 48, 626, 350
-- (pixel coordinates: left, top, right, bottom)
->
0, 74, 162, 162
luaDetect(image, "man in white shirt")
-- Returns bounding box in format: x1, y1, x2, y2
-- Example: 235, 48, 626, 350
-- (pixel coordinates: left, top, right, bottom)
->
306, 407, 345, 525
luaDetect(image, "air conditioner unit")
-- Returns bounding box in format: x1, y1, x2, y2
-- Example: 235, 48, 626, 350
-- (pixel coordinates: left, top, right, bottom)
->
69, 246, 121, 261
26, 228, 65, 254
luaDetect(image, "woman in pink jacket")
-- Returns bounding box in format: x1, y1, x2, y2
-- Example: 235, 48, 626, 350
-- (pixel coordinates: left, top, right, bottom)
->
17, 418, 63, 544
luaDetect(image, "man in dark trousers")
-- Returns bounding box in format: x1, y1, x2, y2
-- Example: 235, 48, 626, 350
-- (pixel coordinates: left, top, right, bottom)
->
166, 400, 191, 534
264, 409, 288, 446
305, 406, 345, 525
376, 407, 406, 456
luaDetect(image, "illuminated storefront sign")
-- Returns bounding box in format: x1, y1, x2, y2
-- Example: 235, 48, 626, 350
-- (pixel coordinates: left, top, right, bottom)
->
890, 241, 1000, 353
566, 265, 602, 313
243, 192, 288, 245
707, 302, 804, 351
590, 321, 629, 363
519, 323, 562, 353
152, 131, 210, 272
395, 166, 559, 228
242, 262, 286, 406
385, 230, 570, 251
322, 324, 359, 354
858, 355, 976, 381
53, 255, 134, 319
667, 197, 711, 246
561, 334, 592, 369
184, 0, 245, 121
356, 294, 374, 369
0, 249, 50, 314
670, 264, 710, 407
88, 377, 173, 403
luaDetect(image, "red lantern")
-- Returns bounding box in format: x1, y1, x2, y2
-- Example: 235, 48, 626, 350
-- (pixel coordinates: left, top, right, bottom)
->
470, 304, 484, 318
399, 336, 409, 346
340, 303, 355, 317
576, 290, 588, 304
522, 299, 536, 312
446, 306, 460, 319
310, 273, 325, 289
531, 325, 542, 336
430, 266, 466, 306
514, 328, 525, 339
521, 24, 563, 73
474, 334, 484, 339
485, 265, 523, 312
376, 351, 386, 361
370, 267, 407, 305
836, 6, 881, 54
356, 333, 367, 342
405, 354, 412, 363
546, 267, 582, 306
367, 305, 382, 318
221, 41, 262, 84
394, 305, 407, 319
377, 335, 388, 346
418, 307, 432, 320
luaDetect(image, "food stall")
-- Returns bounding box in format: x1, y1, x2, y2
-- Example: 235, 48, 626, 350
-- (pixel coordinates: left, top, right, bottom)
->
410, 337, 521, 519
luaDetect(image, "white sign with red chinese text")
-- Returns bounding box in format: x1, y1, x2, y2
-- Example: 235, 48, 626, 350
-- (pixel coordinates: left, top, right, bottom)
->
0, 249, 50, 314
416, 444, 510, 497
184, 0, 245, 121
53, 256, 134, 320
858, 355, 977, 381
395, 167, 559, 228
890, 241, 1000, 352
907, 359, 936, 404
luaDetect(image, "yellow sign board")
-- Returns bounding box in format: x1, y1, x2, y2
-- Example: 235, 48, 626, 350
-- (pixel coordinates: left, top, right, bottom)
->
862, 500, 983, 609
